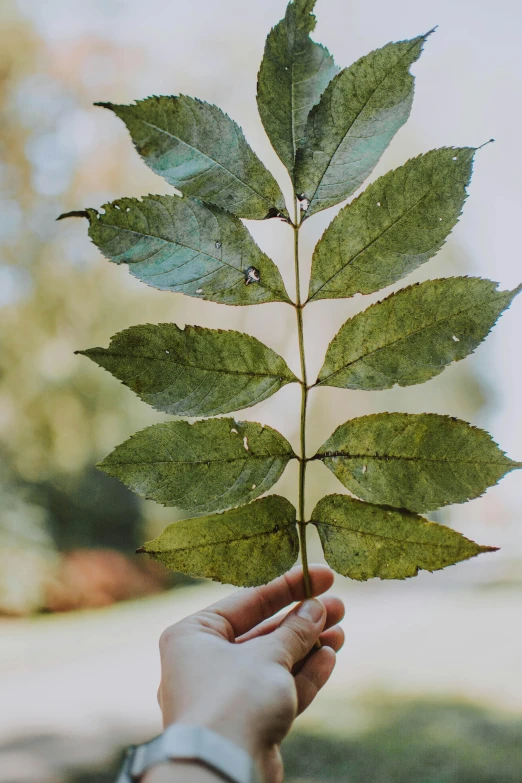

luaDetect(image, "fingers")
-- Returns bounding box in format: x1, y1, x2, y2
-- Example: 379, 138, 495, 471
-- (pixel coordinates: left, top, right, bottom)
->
269, 598, 327, 668
204, 564, 335, 637
318, 624, 345, 653
292, 622, 344, 675
295, 646, 337, 716
237, 594, 344, 643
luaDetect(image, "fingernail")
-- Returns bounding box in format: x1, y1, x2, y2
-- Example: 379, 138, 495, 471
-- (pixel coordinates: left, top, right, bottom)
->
297, 599, 323, 623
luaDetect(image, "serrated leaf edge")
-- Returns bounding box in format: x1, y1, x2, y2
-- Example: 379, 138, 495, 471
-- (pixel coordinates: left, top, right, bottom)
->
315, 277, 522, 387
307, 146, 475, 301
95, 97, 290, 221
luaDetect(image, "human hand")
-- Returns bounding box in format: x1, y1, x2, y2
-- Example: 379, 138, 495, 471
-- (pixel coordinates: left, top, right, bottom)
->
154, 564, 344, 783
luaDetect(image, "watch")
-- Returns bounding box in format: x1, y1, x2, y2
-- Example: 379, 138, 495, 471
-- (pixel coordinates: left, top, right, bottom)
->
115, 724, 259, 783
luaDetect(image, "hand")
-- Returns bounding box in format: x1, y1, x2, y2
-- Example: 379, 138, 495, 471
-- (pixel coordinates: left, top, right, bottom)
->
155, 564, 345, 783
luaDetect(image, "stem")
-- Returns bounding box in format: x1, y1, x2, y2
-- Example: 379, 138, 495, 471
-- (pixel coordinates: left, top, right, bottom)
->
293, 200, 312, 599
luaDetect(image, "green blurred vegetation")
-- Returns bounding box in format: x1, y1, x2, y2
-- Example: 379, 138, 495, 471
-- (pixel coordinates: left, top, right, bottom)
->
283, 699, 522, 782
0, 1, 183, 613
61, 699, 522, 782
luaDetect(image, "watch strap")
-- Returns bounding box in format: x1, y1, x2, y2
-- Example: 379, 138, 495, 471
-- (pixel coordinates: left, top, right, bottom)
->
116, 745, 137, 783
126, 724, 258, 783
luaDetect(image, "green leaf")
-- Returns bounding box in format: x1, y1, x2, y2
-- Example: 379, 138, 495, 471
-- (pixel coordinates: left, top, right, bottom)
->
311, 494, 497, 581
316, 278, 521, 390
257, 0, 339, 178
138, 495, 298, 587
79, 323, 298, 417
308, 148, 474, 301
85, 195, 290, 305
295, 32, 430, 218
315, 413, 521, 512
99, 417, 295, 513
96, 96, 288, 221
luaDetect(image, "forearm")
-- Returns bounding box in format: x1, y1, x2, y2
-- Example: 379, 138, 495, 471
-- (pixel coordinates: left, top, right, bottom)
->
143, 762, 221, 783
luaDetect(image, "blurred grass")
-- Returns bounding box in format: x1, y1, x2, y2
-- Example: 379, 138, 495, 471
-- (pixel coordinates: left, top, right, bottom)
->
63, 699, 522, 783
284, 699, 522, 782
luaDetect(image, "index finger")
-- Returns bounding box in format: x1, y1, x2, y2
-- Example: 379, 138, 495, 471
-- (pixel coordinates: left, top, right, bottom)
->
206, 564, 335, 637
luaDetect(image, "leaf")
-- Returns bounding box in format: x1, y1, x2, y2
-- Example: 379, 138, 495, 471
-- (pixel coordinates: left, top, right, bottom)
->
98, 417, 295, 513
311, 494, 497, 581
97, 97, 289, 221
79, 323, 298, 417
257, 0, 339, 178
138, 496, 298, 587
295, 32, 430, 218
84, 195, 290, 305
315, 413, 521, 512
308, 148, 475, 301
316, 278, 521, 390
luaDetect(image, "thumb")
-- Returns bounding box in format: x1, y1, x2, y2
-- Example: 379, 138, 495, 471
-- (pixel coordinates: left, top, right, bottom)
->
270, 599, 326, 669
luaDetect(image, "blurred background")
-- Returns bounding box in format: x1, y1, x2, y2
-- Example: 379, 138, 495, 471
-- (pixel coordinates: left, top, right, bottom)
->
1, 0, 521, 780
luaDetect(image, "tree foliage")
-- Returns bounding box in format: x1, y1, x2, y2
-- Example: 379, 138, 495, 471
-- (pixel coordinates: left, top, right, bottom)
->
62, 0, 520, 587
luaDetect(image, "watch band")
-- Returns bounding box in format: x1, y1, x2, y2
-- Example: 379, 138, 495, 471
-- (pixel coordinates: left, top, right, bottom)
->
117, 724, 259, 783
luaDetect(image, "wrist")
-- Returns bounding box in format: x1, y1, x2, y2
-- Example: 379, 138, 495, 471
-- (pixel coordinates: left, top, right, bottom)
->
143, 761, 220, 782
129, 723, 262, 783
164, 712, 261, 765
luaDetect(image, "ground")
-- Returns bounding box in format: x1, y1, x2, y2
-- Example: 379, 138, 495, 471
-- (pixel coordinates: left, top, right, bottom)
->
2, 577, 522, 782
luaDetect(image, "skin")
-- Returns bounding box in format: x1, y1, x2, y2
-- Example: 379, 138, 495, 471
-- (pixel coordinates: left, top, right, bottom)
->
143, 564, 345, 783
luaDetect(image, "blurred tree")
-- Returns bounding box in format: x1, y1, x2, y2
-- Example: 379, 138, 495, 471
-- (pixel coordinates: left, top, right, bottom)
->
0, 2, 181, 612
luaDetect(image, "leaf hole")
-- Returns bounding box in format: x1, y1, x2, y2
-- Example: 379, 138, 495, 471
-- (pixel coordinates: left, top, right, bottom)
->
244, 266, 260, 285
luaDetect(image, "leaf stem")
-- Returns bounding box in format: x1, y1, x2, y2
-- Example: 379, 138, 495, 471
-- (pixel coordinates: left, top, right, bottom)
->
293, 199, 312, 599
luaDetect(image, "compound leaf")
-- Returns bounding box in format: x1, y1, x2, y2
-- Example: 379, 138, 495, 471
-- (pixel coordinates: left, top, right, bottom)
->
295, 33, 430, 218
79, 323, 298, 417
257, 0, 339, 178
311, 494, 497, 581
99, 418, 295, 514
96, 96, 288, 221
315, 413, 521, 512
317, 278, 521, 390
84, 195, 290, 305
308, 148, 474, 301
138, 495, 298, 587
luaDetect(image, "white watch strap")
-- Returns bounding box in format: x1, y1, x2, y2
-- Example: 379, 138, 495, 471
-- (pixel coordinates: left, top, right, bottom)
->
129, 724, 258, 783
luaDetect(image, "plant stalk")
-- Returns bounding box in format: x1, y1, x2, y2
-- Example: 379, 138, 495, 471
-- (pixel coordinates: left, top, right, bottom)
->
293, 200, 312, 600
